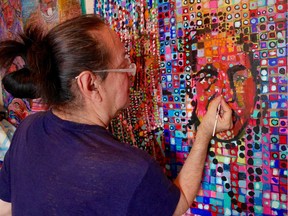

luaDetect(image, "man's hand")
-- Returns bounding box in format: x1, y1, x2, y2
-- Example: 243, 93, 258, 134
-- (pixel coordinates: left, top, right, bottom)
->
201, 95, 233, 136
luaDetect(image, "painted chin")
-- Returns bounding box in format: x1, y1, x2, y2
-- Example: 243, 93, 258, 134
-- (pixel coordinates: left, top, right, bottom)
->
215, 109, 249, 141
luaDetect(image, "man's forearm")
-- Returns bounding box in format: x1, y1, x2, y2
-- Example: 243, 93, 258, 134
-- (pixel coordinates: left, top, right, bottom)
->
173, 124, 212, 215
0, 199, 11, 216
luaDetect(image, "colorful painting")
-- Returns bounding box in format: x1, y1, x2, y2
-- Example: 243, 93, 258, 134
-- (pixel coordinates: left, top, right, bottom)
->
92, 0, 287, 215
0, 0, 22, 39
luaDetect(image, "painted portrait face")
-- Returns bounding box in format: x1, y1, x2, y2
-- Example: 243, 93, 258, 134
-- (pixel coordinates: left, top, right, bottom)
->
40, 0, 57, 17
193, 34, 257, 141
1, 0, 15, 29
7, 98, 30, 126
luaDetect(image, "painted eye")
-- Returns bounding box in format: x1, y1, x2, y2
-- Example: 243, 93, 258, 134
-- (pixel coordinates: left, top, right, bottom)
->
235, 75, 247, 82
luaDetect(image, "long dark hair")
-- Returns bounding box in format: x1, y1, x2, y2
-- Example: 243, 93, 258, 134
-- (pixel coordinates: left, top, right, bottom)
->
0, 14, 111, 106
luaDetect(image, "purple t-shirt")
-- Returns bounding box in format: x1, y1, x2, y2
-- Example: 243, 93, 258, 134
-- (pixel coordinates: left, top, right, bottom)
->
0, 110, 180, 215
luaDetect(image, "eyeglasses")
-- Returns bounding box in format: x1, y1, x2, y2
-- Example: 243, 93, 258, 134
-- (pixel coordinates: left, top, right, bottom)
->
91, 62, 137, 76
75, 56, 136, 80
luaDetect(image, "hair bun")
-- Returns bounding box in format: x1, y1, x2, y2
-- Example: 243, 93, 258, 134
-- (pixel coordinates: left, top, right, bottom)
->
2, 67, 38, 99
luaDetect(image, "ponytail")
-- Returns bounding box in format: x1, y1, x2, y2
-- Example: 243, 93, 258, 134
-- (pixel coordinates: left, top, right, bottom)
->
0, 40, 26, 69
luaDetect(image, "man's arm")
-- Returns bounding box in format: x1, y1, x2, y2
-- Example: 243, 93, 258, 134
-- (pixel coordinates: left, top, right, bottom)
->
173, 96, 233, 215
0, 199, 11, 216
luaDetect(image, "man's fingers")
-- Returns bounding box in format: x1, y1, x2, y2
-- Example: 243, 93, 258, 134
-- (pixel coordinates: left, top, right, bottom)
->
209, 95, 222, 112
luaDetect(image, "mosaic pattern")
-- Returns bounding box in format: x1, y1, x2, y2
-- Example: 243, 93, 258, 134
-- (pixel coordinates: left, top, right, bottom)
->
93, 0, 167, 165
92, 0, 287, 215
158, 0, 287, 215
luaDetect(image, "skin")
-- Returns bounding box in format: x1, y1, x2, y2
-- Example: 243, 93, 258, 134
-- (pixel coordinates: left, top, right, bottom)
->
0, 25, 233, 215
52, 26, 132, 127
0, 202, 10, 216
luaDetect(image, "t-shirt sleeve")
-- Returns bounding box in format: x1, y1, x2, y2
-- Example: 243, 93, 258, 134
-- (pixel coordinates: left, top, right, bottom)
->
127, 160, 180, 216
0, 147, 11, 202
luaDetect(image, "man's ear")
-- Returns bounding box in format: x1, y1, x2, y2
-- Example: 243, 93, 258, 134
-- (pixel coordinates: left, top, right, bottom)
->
76, 71, 102, 101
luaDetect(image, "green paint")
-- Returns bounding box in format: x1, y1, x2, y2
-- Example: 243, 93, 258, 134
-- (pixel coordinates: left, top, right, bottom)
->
210, 184, 216, 191
271, 200, 280, 208
270, 111, 278, 117
254, 158, 263, 166
254, 205, 263, 214
224, 193, 231, 209
262, 136, 268, 142
80, 0, 86, 14
254, 182, 263, 190
238, 195, 245, 203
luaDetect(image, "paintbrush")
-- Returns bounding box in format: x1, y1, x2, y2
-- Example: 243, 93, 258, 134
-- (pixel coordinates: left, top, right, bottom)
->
212, 103, 221, 137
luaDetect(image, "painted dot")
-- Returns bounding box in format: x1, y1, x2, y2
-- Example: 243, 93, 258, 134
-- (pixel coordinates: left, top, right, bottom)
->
260, 33, 267, 40
271, 119, 279, 126
217, 167, 223, 173
241, 203, 247, 210
261, 69, 268, 76
249, 206, 254, 213
197, 20, 202, 26
225, 183, 230, 189
236, 207, 242, 213
277, 4, 283, 10
259, 17, 266, 23
235, 13, 240, 18
234, 20, 241, 27
231, 198, 238, 205
272, 153, 278, 158
247, 150, 253, 156
248, 167, 254, 174
269, 41, 277, 48
228, 191, 234, 197
255, 168, 262, 175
